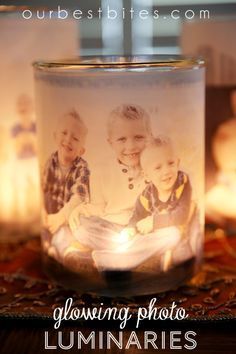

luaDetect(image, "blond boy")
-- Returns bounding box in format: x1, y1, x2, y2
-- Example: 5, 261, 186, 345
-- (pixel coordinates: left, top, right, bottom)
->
43, 109, 89, 236
128, 136, 192, 235
92, 136, 193, 272
66, 104, 153, 255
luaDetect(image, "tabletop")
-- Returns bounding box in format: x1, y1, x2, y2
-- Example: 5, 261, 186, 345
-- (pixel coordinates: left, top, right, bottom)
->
0, 227, 235, 354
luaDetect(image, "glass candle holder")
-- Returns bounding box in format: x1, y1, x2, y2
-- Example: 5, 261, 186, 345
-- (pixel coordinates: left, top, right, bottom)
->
0, 6, 78, 241
34, 56, 205, 296
181, 18, 236, 230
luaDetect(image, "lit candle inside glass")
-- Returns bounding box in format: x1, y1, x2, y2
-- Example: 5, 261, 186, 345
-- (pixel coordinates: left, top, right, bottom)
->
206, 91, 236, 225
0, 8, 78, 238
34, 55, 205, 296
0, 95, 40, 237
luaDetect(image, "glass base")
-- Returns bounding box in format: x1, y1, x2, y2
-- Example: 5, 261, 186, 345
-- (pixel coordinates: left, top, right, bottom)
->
43, 253, 198, 297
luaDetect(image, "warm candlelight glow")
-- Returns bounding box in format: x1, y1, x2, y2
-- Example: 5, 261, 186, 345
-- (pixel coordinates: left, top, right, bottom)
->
0, 112, 40, 228
206, 182, 236, 222
118, 229, 132, 244
162, 249, 173, 272
0, 126, 14, 222
206, 92, 236, 223
34, 56, 205, 295
115, 228, 135, 252
0, 14, 78, 237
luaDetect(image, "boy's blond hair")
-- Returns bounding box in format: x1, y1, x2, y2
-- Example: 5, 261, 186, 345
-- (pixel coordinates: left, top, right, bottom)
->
107, 104, 152, 136
62, 109, 88, 139
141, 135, 174, 165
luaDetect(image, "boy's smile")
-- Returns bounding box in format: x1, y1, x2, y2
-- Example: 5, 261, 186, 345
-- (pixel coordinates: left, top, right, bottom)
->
141, 145, 179, 196
61, 142, 73, 153
55, 115, 85, 167
108, 119, 148, 167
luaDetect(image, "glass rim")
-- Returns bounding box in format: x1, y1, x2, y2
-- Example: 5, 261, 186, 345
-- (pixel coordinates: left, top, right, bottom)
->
33, 55, 205, 72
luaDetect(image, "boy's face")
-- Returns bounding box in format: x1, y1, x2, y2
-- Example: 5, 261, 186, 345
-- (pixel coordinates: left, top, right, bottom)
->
142, 145, 179, 193
16, 95, 34, 123
108, 118, 148, 167
55, 115, 85, 166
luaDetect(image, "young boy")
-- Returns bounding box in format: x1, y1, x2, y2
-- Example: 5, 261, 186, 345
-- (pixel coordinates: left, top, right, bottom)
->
11, 94, 40, 220
92, 136, 194, 273
128, 136, 192, 235
65, 104, 153, 258
12, 94, 37, 159
43, 109, 90, 239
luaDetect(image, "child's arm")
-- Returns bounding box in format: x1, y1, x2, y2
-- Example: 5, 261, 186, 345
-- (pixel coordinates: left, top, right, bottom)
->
68, 166, 106, 232
68, 202, 103, 232
70, 165, 107, 223
47, 211, 65, 234
129, 194, 150, 228
125, 192, 152, 235
153, 178, 192, 229
136, 215, 154, 234
47, 164, 90, 234
47, 197, 85, 234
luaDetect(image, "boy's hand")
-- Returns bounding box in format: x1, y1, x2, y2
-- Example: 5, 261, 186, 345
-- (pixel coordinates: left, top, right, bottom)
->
47, 211, 65, 234
136, 215, 154, 234
69, 204, 90, 233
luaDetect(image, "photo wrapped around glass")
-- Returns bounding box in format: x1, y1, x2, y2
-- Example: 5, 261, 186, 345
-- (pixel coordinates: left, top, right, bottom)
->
33, 56, 205, 296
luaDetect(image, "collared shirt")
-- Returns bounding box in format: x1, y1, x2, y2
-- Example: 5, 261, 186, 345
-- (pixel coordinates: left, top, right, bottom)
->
89, 159, 146, 225
11, 122, 37, 159
129, 171, 192, 229
42, 152, 90, 214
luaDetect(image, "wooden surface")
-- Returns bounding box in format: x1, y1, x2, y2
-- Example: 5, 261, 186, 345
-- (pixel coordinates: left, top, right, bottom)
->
0, 232, 236, 354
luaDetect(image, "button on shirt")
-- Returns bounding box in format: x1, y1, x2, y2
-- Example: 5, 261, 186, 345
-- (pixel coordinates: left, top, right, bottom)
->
89, 159, 146, 225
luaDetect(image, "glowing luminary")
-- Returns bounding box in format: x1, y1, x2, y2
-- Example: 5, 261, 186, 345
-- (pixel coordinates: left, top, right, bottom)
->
181, 19, 236, 228
206, 115, 236, 224
34, 56, 205, 296
0, 10, 78, 239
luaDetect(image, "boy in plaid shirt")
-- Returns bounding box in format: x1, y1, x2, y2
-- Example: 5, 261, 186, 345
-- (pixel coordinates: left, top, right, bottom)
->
43, 109, 90, 237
